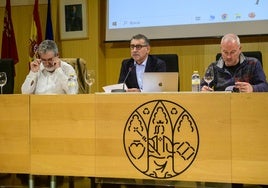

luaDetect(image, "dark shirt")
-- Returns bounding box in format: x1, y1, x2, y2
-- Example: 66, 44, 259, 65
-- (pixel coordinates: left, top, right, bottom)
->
201, 53, 268, 92
224, 63, 240, 76
118, 55, 166, 89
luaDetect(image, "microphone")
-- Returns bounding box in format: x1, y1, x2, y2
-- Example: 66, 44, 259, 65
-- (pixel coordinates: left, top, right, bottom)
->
111, 66, 134, 92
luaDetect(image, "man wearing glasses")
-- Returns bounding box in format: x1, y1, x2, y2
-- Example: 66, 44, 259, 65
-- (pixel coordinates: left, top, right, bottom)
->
21, 40, 78, 94
117, 34, 166, 92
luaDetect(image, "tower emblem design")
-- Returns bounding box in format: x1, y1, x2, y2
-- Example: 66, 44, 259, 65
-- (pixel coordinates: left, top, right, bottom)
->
123, 100, 199, 179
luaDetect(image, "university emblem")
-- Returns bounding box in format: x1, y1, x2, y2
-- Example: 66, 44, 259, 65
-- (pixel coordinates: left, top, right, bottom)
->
123, 100, 199, 179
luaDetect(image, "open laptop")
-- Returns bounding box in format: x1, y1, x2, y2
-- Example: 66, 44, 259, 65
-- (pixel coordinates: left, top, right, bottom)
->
142, 72, 178, 92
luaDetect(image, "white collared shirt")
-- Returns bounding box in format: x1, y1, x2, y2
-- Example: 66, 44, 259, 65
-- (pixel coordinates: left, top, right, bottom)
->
21, 61, 78, 94
134, 57, 148, 89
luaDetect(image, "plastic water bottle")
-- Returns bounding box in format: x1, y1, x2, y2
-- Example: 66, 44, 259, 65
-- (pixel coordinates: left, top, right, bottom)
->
68, 74, 77, 94
191, 71, 200, 92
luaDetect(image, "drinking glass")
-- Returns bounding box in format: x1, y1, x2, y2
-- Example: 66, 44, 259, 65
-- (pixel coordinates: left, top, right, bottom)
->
85, 70, 95, 93
0, 72, 7, 94
204, 66, 214, 88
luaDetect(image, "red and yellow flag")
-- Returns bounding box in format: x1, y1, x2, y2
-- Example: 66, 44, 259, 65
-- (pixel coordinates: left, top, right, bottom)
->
1, 0, 19, 64
29, 0, 42, 62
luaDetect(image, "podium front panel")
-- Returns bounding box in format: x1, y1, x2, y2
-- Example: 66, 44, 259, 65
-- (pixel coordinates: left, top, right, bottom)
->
0, 95, 30, 173
30, 94, 95, 176
231, 93, 268, 184
95, 93, 231, 183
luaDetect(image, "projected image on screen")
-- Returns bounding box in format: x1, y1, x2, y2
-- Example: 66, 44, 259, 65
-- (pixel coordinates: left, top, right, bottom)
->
106, 0, 268, 41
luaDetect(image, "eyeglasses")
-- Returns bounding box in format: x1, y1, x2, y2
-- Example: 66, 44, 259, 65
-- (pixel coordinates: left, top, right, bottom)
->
40, 58, 54, 64
130, 44, 147, 50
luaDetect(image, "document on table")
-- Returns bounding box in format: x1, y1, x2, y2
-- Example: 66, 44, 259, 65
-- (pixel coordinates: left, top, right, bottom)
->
102, 83, 128, 93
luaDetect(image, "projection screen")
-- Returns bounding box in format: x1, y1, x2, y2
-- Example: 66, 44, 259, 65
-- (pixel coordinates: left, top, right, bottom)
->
105, 0, 268, 41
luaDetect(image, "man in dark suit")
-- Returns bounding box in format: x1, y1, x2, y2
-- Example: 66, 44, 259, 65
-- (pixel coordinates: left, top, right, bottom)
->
118, 34, 166, 92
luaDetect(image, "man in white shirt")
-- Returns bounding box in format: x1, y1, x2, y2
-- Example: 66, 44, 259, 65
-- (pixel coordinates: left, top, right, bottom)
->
21, 40, 78, 94
19, 39, 77, 187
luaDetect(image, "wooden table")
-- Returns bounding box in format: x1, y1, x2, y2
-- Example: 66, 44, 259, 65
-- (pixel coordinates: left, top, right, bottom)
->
0, 93, 267, 185
0, 95, 30, 173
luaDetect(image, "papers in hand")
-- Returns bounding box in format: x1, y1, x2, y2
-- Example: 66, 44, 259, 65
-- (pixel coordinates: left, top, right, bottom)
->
225, 85, 239, 93
102, 83, 128, 93
225, 85, 235, 92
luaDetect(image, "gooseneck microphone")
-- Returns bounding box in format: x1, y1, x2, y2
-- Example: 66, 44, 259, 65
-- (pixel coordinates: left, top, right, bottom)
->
111, 66, 133, 92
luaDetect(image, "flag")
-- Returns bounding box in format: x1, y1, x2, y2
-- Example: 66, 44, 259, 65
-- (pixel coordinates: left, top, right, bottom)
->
29, 0, 42, 62
1, 0, 19, 64
45, 0, 54, 40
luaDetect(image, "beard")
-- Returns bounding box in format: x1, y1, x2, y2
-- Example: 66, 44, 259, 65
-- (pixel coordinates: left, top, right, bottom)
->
44, 64, 56, 72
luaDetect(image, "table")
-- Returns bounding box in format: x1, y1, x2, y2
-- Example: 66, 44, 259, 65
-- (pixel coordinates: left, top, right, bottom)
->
0, 93, 267, 185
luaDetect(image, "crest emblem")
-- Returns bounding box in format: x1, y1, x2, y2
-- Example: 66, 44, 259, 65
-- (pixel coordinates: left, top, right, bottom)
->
123, 100, 199, 179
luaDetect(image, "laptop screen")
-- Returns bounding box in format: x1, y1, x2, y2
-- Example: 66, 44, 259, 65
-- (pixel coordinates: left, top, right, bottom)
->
142, 72, 178, 92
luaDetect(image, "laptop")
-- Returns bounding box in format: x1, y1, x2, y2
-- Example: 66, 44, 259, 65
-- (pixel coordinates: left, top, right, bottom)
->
142, 72, 178, 92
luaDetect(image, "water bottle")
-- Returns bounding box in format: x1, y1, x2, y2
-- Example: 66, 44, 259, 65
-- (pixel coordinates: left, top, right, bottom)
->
191, 71, 200, 92
68, 74, 77, 94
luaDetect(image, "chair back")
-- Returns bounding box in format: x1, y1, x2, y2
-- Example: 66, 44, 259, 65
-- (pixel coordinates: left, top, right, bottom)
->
153, 54, 179, 72
0, 59, 15, 94
216, 51, 263, 67
61, 58, 89, 94
153, 54, 179, 91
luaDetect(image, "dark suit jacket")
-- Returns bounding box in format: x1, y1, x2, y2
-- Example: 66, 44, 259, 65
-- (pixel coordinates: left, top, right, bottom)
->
118, 55, 166, 89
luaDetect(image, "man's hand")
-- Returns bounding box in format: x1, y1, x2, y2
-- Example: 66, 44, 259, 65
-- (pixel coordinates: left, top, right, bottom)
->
201, 85, 213, 92
127, 88, 141, 92
30, 59, 41, 72
235, 82, 253, 93
52, 57, 61, 70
